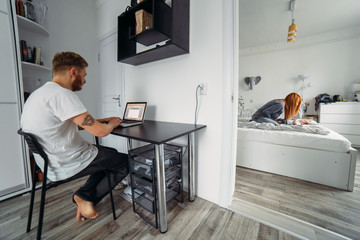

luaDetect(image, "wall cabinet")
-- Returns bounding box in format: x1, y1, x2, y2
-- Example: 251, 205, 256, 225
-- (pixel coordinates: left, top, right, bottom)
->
0, 0, 50, 200
117, 0, 189, 65
0, 0, 30, 200
319, 102, 360, 147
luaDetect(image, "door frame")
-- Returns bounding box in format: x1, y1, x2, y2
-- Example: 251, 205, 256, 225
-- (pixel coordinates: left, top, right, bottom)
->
97, 28, 125, 120
219, 0, 239, 208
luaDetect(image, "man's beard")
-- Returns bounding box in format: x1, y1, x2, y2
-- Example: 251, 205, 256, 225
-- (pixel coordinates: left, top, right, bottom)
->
72, 74, 83, 92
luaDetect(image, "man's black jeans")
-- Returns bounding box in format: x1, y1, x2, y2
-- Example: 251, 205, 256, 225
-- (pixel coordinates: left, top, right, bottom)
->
69, 145, 129, 205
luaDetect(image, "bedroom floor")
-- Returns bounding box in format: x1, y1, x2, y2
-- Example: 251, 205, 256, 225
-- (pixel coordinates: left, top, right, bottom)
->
233, 151, 360, 240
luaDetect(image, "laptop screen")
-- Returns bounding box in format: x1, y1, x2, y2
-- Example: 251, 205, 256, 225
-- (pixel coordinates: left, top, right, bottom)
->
123, 102, 147, 121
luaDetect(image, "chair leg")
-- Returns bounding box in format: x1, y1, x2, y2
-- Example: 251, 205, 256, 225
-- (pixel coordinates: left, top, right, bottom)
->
27, 166, 37, 232
107, 173, 116, 220
36, 175, 48, 240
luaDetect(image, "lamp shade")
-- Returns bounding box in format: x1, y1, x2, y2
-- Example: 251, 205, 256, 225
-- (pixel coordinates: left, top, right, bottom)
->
288, 32, 296, 39
287, 38, 295, 43
287, 23, 297, 42
288, 23, 297, 34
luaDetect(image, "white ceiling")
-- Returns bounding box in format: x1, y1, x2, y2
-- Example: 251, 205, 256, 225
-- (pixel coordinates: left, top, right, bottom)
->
239, 0, 360, 49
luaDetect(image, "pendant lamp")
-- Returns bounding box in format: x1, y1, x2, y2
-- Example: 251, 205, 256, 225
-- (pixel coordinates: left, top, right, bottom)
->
287, 0, 297, 43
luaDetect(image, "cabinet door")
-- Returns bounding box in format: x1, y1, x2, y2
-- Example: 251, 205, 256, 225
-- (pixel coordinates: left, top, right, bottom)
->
0, 7, 19, 103
0, 1, 29, 199
0, 104, 28, 197
0, 0, 7, 13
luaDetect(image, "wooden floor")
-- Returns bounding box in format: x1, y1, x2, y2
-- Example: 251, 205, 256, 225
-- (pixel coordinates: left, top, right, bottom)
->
0, 177, 300, 240
234, 153, 360, 240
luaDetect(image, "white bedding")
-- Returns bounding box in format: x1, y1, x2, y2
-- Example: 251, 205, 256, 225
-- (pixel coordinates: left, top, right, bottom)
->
237, 121, 352, 153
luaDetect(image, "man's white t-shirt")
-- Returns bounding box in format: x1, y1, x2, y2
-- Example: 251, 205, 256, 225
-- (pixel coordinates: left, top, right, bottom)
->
21, 82, 98, 181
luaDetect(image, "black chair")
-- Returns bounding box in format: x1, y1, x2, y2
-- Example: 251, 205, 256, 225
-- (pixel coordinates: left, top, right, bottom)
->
17, 129, 116, 240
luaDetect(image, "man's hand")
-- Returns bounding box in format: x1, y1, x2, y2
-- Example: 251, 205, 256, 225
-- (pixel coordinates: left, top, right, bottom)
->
107, 117, 122, 129
97, 117, 122, 124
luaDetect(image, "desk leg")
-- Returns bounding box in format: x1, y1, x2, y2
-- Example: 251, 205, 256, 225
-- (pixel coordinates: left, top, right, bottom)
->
155, 144, 167, 233
188, 132, 195, 202
127, 138, 132, 151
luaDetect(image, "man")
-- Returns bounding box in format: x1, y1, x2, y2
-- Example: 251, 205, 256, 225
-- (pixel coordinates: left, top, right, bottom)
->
21, 52, 128, 221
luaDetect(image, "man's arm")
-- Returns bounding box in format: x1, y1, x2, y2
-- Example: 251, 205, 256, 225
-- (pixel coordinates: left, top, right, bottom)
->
71, 112, 122, 137
77, 117, 121, 130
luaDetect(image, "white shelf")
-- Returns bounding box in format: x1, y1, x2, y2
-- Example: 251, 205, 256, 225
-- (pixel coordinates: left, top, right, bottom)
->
22, 61, 51, 72
17, 15, 49, 36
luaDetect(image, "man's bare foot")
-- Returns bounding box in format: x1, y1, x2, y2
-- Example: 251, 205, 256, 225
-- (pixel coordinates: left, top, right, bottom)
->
76, 207, 86, 221
73, 195, 99, 221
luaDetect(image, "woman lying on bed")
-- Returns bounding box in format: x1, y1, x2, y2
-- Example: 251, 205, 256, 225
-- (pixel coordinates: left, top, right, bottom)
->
251, 92, 310, 126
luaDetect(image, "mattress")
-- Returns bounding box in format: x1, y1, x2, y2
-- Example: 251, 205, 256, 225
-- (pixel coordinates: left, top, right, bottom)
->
237, 122, 352, 153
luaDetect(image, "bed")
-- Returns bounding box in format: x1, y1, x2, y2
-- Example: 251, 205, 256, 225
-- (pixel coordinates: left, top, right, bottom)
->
236, 119, 357, 191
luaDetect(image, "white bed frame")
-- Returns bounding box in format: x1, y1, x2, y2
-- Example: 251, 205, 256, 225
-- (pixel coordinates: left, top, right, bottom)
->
236, 139, 357, 191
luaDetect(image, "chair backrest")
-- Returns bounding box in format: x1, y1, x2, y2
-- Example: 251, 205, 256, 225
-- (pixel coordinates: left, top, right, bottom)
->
17, 129, 49, 164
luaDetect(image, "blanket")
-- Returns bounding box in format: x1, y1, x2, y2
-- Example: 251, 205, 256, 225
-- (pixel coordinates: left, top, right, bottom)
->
238, 119, 330, 135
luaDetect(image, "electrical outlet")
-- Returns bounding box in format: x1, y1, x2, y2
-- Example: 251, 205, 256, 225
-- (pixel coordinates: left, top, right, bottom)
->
199, 82, 207, 95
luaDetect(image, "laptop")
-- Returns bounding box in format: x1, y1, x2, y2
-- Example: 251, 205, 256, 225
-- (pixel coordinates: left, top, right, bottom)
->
119, 102, 147, 128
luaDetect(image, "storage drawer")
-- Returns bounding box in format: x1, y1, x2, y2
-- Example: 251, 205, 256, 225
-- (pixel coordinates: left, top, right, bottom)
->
166, 179, 182, 203
132, 174, 155, 196
133, 180, 182, 215
321, 123, 360, 135
165, 165, 181, 181
320, 102, 360, 114
319, 114, 360, 124
132, 170, 182, 198
130, 156, 181, 181
164, 155, 181, 169
130, 156, 154, 180
129, 144, 182, 166
133, 189, 156, 214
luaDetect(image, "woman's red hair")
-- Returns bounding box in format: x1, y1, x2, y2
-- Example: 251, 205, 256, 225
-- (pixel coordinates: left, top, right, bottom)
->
284, 93, 302, 120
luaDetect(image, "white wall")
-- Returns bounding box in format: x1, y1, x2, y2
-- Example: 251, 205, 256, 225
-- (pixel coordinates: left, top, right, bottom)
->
239, 36, 360, 115
47, 0, 98, 142
96, 0, 226, 204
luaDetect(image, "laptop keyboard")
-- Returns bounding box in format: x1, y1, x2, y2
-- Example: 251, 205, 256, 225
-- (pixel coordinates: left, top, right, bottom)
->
122, 120, 138, 123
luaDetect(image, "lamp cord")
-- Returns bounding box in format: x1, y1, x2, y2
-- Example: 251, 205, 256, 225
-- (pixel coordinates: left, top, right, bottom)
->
194, 85, 201, 125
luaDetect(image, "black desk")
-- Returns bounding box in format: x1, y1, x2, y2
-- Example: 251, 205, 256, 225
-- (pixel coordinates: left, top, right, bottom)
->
112, 120, 206, 233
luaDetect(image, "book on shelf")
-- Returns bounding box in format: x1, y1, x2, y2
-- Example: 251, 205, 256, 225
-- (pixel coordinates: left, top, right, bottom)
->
20, 40, 28, 62
27, 47, 33, 63
16, 0, 26, 17
15, 0, 20, 15
16, 0, 37, 21
34, 47, 41, 65
25, 1, 36, 22
23, 4, 27, 18
19, 40, 42, 65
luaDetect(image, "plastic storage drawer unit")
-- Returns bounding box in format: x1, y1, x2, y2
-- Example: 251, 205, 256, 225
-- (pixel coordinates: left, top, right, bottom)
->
128, 143, 184, 228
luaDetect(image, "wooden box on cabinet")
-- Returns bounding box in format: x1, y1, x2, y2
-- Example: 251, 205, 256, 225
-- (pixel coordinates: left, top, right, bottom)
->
135, 9, 153, 35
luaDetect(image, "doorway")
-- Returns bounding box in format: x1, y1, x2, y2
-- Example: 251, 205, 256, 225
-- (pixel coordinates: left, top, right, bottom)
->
97, 30, 126, 153
233, 1, 360, 239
